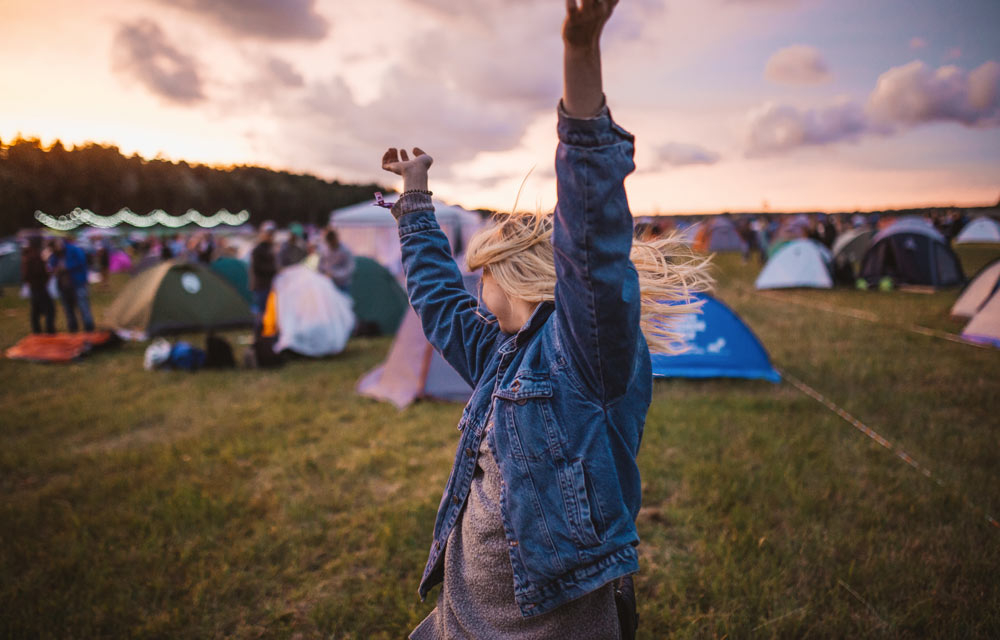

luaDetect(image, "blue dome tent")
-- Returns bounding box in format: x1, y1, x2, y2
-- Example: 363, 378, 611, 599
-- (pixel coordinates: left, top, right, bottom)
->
651, 293, 780, 382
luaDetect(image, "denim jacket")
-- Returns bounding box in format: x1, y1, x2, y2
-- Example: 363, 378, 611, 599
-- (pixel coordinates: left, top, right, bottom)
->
396, 103, 649, 618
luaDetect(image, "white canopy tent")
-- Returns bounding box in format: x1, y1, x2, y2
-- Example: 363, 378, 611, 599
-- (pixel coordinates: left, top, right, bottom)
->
329, 198, 484, 276
755, 239, 833, 289
955, 217, 1000, 244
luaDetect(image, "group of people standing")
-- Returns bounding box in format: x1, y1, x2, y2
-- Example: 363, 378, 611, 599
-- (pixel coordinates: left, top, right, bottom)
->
249, 221, 355, 327
20, 236, 94, 335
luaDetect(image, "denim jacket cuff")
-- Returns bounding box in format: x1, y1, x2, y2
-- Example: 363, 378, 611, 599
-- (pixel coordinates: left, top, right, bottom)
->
391, 192, 434, 220
397, 209, 439, 237
557, 98, 634, 147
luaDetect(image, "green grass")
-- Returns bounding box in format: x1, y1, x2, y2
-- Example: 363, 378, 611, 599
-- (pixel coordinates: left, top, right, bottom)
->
1, 246, 999, 639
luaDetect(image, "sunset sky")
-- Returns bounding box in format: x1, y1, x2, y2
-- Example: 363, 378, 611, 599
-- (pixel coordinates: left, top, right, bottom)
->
2, 0, 998, 215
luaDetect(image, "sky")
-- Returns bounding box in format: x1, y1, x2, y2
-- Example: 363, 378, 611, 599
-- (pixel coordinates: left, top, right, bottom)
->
1, 0, 998, 215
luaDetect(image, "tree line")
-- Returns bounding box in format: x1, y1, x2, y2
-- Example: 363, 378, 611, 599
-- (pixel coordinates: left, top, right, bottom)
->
0, 137, 385, 237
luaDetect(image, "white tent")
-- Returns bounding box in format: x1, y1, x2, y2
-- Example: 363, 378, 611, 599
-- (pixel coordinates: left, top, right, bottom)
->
329, 198, 483, 276
962, 287, 1000, 348
755, 239, 833, 289
271, 264, 355, 357
951, 259, 1000, 318
955, 217, 1000, 244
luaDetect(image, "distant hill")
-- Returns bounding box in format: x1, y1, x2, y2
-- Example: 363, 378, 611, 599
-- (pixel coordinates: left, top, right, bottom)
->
0, 137, 386, 236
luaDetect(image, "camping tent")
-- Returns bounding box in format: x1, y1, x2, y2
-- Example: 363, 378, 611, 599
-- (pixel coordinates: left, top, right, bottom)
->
674, 222, 701, 245
0, 240, 21, 287
349, 256, 409, 335
330, 198, 483, 275
951, 259, 1000, 318
755, 239, 833, 289
104, 261, 254, 338
859, 223, 964, 288
270, 264, 355, 357
832, 227, 875, 266
356, 273, 479, 408
108, 250, 133, 273
831, 227, 875, 284
222, 235, 256, 262
955, 217, 1000, 244
210, 256, 253, 304
692, 217, 746, 253
651, 293, 780, 382
961, 288, 1000, 348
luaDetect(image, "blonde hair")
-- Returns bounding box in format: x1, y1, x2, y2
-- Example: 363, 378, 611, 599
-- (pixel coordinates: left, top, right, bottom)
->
466, 212, 713, 355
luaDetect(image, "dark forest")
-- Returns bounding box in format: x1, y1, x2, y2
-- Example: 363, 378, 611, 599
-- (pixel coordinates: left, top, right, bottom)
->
0, 137, 385, 236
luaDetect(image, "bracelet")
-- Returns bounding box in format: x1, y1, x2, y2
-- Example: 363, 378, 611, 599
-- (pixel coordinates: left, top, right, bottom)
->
401, 189, 432, 196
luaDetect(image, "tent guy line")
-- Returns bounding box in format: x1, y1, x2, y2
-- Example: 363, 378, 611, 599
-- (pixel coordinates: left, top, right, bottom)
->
757, 291, 990, 350
780, 369, 1000, 531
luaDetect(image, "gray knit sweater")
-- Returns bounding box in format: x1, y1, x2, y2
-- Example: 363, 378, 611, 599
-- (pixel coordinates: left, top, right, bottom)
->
410, 427, 620, 639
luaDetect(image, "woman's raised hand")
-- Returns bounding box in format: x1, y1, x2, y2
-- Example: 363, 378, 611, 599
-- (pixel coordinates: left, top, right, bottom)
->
562, 0, 617, 117
381, 147, 433, 177
563, 0, 619, 50
382, 147, 433, 192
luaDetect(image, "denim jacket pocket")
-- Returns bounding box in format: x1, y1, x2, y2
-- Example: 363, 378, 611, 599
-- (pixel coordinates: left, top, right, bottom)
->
496, 374, 556, 464
494, 375, 553, 402
558, 458, 606, 549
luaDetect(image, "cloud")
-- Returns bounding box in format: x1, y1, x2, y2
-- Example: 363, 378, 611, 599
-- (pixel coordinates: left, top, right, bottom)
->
867, 60, 1000, 128
747, 59, 1000, 156
263, 0, 573, 179
910, 37, 927, 50
264, 57, 304, 88
281, 64, 532, 182
163, 0, 328, 40
746, 98, 866, 155
945, 47, 962, 61
765, 45, 831, 85
657, 142, 721, 166
112, 19, 205, 104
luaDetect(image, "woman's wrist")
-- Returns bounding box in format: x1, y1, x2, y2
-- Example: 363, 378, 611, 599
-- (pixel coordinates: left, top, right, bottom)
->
563, 45, 604, 118
402, 168, 429, 192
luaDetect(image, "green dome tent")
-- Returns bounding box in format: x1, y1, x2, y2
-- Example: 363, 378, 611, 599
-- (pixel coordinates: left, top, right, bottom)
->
0, 240, 21, 288
210, 256, 252, 304
348, 256, 408, 336
105, 261, 253, 338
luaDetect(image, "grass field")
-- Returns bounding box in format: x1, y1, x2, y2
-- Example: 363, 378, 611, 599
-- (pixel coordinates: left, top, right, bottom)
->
2, 245, 999, 639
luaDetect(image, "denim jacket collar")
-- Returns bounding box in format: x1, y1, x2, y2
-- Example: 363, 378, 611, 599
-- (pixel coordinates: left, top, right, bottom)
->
500, 302, 555, 355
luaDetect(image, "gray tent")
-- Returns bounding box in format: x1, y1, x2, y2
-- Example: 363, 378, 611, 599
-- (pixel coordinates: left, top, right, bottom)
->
355, 273, 479, 408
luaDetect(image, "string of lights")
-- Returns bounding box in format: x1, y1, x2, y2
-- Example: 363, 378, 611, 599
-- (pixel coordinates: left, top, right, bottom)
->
34, 207, 251, 231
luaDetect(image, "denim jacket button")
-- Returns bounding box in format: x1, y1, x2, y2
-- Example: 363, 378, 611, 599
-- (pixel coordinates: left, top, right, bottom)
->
465, 447, 474, 457
511, 380, 521, 391
516, 398, 527, 406
452, 495, 460, 504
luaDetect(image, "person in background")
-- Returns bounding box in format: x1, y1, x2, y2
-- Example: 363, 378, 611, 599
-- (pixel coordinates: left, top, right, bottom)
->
750, 217, 769, 264
250, 221, 278, 326
318, 229, 355, 292
169, 233, 186, 260
96, 238, 111, 286
196, 232, 215, 264
21, 236, 55, 334
278, 224, 308, 268
48, 237, 94, 332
